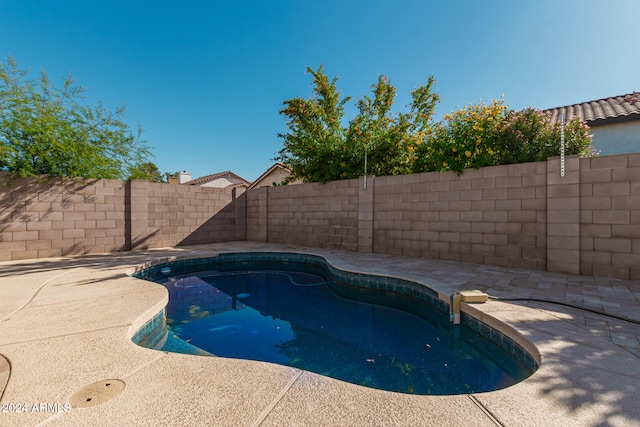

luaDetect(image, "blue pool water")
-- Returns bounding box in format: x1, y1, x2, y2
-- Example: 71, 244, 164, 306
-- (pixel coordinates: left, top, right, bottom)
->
133, 253, 536, 395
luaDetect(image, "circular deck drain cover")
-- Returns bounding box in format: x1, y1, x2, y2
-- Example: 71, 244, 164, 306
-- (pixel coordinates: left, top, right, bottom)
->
69, 379, 125, 408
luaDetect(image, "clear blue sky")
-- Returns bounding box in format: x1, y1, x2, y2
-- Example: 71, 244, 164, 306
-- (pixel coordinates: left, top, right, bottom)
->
2, 0, 639, 181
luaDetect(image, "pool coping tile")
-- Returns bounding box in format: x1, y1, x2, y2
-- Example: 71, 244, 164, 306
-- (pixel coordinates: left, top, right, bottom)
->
1, 241, 639, 426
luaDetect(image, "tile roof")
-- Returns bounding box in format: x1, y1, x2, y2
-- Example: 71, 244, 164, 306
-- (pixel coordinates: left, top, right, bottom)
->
186, 171, 250, 186
544, 92, 640, 125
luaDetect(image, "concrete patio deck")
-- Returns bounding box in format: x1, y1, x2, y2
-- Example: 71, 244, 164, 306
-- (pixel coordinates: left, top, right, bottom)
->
1, 241, 639, 426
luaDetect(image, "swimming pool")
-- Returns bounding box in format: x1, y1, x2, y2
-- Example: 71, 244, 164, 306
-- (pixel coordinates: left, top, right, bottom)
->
131, 252, 537, 395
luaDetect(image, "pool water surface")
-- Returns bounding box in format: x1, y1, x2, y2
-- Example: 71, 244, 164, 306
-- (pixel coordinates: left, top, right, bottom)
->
133, 254, 535, 395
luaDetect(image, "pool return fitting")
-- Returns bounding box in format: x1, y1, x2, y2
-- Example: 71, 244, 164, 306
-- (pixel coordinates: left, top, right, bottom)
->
450, 290, 489, 324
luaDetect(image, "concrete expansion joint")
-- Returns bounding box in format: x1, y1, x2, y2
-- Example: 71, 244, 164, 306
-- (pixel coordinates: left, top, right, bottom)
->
1, 324, 132, 346
121, 351, 166, 380
33, 352, 167, 426
36, 409, 65, 426
467, 394, 504, 427
251, 369, 303, 427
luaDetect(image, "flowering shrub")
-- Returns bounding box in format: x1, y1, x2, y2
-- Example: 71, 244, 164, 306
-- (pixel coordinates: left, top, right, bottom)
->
413, 99, 506, 173
413, 100, 595, 174
494, 107, 593, 164
279, 67, 595, 183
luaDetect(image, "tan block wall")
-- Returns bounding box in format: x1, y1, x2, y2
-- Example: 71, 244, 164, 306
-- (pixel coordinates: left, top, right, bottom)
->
244, 153, 639, 280
246, 187, 268, 242
2, 152, 638, 280
249, 179, 360, 251
372, 162, 547, 269
579, 153, 640, 279
0, 174, 238, 260
142, 181, 235, 248
546, 156, 580, 274
0, 175, 127, 261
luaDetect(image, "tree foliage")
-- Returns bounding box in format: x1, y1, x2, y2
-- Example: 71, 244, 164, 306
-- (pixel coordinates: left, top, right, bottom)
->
348, 75, 439, 177
277, 66, 439, 183
276, 65, 351, 183
413, 99, 595, 174
494, 107, 594, 164
0, 55, 151, 181
128, 161, 164, 182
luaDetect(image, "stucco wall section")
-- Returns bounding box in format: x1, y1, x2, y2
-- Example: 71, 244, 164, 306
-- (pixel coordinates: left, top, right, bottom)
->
590, 121, 640, 155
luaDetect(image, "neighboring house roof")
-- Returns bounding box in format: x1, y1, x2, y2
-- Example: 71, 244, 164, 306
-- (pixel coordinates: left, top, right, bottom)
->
186, 171, 251, 187
545, 92, 640, 125
247, 162, 293, 190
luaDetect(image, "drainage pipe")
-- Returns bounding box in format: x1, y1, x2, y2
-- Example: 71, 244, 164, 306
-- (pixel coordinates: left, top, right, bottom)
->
488, 296, 640, 325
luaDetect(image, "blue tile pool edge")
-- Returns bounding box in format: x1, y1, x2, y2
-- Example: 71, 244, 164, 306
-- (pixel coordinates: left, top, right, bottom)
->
128, 251, 540, 374
130, 308, 166, 347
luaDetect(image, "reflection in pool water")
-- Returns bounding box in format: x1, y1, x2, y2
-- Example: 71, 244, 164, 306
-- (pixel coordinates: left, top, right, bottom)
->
139, 265, 533, 395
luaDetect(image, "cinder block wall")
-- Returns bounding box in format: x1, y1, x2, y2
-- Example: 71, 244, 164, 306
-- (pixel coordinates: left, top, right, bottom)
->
372, 162, 548, 270
140, 181, 235, 248
244, 153, 640, 280
579, 154, 640, 279
0, 176, 127, 261
0, 175, 236, 260
252, 179, 360, 251
2, 152, 638, 280
245, 163, 548, 270
246, 187, 268, 242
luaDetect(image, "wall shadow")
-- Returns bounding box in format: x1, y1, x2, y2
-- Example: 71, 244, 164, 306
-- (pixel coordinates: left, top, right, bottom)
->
178, 190, 247, 247
0, 174, 102, 236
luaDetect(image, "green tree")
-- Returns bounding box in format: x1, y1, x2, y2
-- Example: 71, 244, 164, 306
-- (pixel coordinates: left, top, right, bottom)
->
164, 171, 181, 183
276, 66, 439, 183
0, 55, 151, 182
276, 65, 352, 183
128, 161, 164, 182
348, 75, 439, 177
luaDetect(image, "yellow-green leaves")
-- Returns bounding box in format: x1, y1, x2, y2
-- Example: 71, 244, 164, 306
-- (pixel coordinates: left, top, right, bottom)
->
413, 100, 595, 174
